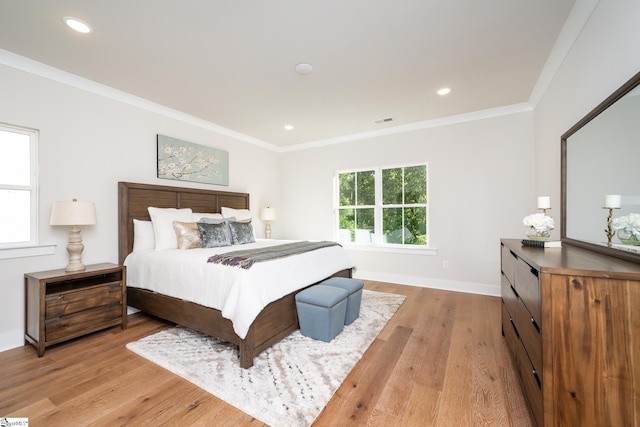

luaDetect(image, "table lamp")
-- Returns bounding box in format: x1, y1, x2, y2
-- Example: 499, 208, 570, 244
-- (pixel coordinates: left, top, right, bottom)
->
50, 199, 97, 272
260, 207, 277, 239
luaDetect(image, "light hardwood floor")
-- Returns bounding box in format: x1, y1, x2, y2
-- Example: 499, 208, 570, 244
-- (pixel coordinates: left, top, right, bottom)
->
0, 281, 534, 426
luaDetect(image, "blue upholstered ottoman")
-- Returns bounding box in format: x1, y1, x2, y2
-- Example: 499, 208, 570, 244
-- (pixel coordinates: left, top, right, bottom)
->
295, 285, 348, 342
320, 277, 364, 325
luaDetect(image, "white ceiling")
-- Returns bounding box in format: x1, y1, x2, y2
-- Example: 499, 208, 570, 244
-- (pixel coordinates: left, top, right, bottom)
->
0, 0, 577, 148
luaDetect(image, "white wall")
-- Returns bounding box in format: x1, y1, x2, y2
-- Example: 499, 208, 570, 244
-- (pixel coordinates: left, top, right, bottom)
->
2, 0, 639, 353
0, 63, 280, 351
279, 111, 536, 295
534, 0, 640, 213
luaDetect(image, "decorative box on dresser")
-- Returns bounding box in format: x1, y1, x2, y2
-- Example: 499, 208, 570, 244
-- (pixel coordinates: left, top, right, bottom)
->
25, 263, 127, 356
500, 239, 640, 427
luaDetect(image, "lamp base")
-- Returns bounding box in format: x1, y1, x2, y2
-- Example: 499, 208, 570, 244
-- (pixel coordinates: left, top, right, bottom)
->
265, 222, 272, 239
66, 226, 86, 272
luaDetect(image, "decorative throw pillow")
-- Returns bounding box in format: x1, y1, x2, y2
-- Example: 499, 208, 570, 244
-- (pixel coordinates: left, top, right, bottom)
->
221, 207, 252, 223
199, 216, 234, 224
132, 219, 155, 252
173, 221, 202, 249
148, 207, 194, 250
193, 212, 224, 222
229, 220, 256, 245
198, 221, 232, 248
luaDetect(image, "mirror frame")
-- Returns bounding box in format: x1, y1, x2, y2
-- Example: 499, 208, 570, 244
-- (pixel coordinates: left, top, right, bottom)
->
561, 70, 640, 263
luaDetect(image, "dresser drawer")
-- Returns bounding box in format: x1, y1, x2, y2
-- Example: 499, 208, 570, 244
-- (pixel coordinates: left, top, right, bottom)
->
46, 282, 122, 318
45, 303, 123, 342
501, 301, 518, 357
514, 334, 543, 427
515, 258, 541, 325
501, 273, 520, 319
501, 244, 517, 285
513, 302, 542, 377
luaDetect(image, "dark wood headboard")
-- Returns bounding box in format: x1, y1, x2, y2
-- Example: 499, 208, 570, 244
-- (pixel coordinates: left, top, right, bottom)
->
118, 181, 250, 265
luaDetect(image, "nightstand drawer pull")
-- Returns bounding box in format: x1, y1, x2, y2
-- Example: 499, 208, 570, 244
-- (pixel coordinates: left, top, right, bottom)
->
46, 295, 63, 302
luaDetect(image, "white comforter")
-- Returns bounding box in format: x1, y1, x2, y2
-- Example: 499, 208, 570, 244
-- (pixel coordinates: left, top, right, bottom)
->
124, 239, 354, 339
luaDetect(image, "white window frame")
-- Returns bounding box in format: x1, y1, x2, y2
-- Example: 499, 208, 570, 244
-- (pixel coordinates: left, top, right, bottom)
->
0, 123, 54, 259
335, 163, 434, 254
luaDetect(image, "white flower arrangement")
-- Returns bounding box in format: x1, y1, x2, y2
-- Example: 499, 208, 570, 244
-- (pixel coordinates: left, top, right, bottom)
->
612, 213, 640, 242
523, 213, 555, 240
523, 213, 555, 231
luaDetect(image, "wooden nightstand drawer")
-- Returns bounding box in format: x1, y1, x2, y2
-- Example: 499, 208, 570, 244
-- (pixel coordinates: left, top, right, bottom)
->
46, 282, 122, 318
46, 303, 123, 342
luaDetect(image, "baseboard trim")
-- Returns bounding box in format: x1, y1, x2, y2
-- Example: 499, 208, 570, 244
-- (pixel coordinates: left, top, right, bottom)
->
354, 270, 500, 297
0, 329, 24, 353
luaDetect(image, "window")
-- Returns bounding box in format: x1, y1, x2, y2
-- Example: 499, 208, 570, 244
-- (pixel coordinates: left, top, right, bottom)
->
336, 164, 428, 247
0, 124, 38, 248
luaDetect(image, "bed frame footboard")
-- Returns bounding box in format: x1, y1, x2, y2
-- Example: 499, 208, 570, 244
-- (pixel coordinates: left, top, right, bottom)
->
128, 268, 352, 368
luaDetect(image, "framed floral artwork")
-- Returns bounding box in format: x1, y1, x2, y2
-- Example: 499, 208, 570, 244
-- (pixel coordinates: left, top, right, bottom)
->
157, 134, 229, 186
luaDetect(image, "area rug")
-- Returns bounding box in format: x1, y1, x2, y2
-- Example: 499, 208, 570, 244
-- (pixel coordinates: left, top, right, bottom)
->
126, 289, 405, 426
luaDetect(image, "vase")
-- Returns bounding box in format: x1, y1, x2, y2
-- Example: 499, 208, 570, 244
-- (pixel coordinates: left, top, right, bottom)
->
526, 227, 551, 241
616, 228, 640, 245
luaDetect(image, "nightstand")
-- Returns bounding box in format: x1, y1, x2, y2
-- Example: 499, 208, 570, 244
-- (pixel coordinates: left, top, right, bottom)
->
24, 263, 127, 356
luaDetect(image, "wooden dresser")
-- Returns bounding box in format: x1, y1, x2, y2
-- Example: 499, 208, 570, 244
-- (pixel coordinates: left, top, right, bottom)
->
500, 239, 640, 427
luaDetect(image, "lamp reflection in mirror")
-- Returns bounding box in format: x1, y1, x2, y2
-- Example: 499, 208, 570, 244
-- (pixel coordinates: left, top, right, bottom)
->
50, 199, 97, 272
603, 195, 622, 247
260, 207, 277, 239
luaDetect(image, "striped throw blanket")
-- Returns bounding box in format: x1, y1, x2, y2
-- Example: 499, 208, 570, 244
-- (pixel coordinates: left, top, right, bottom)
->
207, 241, 340, 269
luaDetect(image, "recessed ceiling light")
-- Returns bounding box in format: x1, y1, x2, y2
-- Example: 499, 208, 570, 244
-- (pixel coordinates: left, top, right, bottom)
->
63, 17, 93, 34
374, 117, 395, 125
437, 87, 451, 96
295, 63, 313, 74
284, 124, 294, 130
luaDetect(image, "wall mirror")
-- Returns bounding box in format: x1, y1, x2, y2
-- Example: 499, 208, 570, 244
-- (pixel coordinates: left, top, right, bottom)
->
562, 70, 640, 263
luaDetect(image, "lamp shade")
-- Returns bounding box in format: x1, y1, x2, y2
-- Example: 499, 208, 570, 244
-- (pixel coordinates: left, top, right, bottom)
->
50, 199, 97, 226
260, 207, 277, 221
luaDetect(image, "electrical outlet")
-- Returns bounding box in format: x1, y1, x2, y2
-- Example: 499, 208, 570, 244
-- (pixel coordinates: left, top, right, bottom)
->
442, 260, 449, 269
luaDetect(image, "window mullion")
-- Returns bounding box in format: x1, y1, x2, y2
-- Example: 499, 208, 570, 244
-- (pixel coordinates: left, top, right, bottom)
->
374, 168, 382, 244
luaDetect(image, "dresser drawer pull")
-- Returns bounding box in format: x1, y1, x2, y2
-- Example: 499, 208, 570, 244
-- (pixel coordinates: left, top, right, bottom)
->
530, 316, 540, 333
510, 284, 519, 298
509, 317, 520, 338
510, 250, 517, 259
529, 267, 539, 278
532, 368, 541, 389
46, 295, 63, 302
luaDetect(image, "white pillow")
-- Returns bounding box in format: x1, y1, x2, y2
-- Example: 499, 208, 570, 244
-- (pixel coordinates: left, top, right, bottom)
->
148, 207, 193, 250
221, 207, 252, 223
193, 212, 223, 222
132, 219, 155, 252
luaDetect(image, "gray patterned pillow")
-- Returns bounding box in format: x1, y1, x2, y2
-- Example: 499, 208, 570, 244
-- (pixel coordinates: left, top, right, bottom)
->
199, 216, 235, 224
198, 221, 232, 248
229, 221, 255, 245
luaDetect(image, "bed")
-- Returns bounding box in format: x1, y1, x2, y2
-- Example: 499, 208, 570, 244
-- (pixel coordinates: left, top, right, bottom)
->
118, 181, 353, 368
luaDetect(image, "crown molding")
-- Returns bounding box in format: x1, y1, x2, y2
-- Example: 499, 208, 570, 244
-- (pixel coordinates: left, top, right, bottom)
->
0, 49, 277, 151
279, 103, 534, 153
